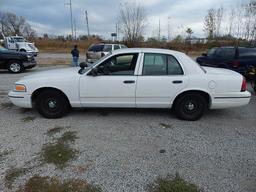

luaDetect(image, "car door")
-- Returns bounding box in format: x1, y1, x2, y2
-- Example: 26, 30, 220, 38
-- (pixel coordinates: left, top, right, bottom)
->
136, 53, 188, 108
79, 53, 140, 107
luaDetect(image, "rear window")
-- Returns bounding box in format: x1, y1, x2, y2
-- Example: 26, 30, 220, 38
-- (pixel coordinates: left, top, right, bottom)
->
88, 45, 104, 52
239, 48, 256, 57
103, 45, 112, 52
120, 45, 127, 49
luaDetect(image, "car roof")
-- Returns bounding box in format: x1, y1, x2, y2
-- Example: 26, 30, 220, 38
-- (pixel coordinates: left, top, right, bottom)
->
111, 48, 183, 55
92, 43, 122, 46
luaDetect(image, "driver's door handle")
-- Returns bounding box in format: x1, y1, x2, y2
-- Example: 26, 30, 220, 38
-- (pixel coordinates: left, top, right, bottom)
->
123, 80, 135, 84
172, 80, 183, 84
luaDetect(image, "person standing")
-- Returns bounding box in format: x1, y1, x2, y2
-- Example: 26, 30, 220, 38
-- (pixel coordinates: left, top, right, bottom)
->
71, 45, 79, 67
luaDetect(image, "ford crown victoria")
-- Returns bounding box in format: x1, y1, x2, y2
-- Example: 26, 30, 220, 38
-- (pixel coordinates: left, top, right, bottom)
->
9, 48, 251, 121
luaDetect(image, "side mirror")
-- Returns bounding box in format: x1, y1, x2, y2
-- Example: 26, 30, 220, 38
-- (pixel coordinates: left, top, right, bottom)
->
202, 53, 207, 57
79, 62, 88, 69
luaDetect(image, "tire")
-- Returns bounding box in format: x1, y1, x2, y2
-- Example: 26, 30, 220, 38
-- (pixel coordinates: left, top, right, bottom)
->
174, 93, 207, 121
19, 49, 26, 52
7, 60, 24, 73
36, 90, 70, 119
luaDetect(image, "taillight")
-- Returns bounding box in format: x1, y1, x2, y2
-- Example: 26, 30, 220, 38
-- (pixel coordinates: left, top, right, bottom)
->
101, 52, 105, 57
232, 60, 240, 68
241, 77, 247, 92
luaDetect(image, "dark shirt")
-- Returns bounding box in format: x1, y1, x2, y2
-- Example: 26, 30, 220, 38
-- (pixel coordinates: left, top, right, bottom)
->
71, 48, 79, 57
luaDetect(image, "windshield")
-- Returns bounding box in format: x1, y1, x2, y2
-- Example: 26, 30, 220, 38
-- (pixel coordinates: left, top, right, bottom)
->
80, 52, 113, 74
12, 37, 26, 42
207, 48, 216, 57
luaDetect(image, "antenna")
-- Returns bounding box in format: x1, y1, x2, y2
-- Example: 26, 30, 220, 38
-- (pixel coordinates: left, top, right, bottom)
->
85, 10, 90, 37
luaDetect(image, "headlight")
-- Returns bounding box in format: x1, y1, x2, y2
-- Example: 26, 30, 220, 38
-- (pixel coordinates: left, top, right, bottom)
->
14, 84, 26, 92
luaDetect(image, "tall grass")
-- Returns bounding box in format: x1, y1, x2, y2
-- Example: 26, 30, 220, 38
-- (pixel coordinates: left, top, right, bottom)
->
32, 37, 101, 53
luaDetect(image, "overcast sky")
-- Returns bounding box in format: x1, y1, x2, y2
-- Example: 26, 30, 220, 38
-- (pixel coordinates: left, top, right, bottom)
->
0, 0, 248, 39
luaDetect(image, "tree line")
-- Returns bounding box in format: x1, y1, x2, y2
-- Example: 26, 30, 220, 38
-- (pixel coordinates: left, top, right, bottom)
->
204, 0, 256, 42
0, 11, 36, 37
1, 1, 256, 46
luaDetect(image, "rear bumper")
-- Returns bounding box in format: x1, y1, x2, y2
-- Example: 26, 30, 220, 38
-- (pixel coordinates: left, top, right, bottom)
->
86, 58, 98, 63
210, 91, 251, 109
8, 91, 32, 108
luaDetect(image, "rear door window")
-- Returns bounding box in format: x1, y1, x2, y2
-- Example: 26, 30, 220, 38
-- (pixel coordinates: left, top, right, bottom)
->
120, 45, 127, 49
114, 45, 120, 50
103, 45, 112, 52
88, 45, 104, 52
143, 53, 183, 76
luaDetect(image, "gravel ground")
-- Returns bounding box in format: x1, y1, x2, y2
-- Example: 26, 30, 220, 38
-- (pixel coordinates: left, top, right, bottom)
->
37, 53, 86, 65
0, 66, 256, 192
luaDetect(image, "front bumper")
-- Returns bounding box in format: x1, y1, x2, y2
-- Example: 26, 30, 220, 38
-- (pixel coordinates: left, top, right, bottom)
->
8, 91, 32, 108
211, 91, 251, 109
23, 60, 37, 69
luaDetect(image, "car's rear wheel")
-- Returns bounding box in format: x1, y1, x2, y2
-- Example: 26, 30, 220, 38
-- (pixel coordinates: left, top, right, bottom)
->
7, 60, 24, 73
174, 93, 207, 121
36, 90, 70, 118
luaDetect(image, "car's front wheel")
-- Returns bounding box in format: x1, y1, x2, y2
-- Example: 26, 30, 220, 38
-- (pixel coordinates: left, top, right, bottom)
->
36, 90, 70, 118
7, 60, 24, 73
174, 93, 207, 121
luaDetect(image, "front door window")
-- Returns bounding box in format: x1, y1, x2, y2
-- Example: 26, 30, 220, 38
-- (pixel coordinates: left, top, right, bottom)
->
96, 53, 138, 75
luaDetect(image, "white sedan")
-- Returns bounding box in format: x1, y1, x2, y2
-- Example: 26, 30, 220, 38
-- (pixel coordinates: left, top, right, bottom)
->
8, 48, 251, 121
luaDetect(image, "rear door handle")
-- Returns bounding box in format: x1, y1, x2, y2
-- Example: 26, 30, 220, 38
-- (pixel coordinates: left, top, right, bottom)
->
172, 80, 183, 84
123, 80, 135, 84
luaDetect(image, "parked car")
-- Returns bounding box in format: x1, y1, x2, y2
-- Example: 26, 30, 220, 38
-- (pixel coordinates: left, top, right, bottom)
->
86, 43, 127, 63
9, 48, 250, 121
0, 45, 36, 73
196, 46, 256, 76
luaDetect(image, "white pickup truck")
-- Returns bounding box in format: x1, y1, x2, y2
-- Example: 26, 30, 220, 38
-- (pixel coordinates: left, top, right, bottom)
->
1, 33, 39, 56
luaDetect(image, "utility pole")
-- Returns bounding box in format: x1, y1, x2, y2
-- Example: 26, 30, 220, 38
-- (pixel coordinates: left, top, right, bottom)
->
168, 17, 171, 42
74, 18, 77, 40
85, 10, 90, 37
65, 0, 74, 40
116, 23, 118, 41
158, 19, 161, 41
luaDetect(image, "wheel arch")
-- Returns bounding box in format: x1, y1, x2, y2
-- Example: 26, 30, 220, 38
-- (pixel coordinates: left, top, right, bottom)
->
31, 87, 71, 107
5, 59, 22, 68
172, 89, 212, 109
19, 48, 27, 52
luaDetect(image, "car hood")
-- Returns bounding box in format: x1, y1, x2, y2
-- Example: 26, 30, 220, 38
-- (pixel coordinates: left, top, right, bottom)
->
203, 66, 241, 76
20, 67, 80, 81
1, 49, 28, 56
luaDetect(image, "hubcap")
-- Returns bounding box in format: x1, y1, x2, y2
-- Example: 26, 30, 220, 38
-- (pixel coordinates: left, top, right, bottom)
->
186, 102, 195, 111
10, 63, 21, 72
48, 100, 57, 109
